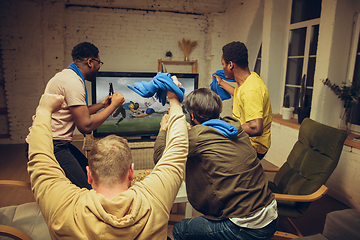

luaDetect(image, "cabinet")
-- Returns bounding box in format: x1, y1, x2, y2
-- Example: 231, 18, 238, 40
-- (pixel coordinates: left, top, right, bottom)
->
158, 59, 198, 73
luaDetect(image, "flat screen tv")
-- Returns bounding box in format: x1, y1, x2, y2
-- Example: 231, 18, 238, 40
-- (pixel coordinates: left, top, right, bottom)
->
92, 72, 198, 140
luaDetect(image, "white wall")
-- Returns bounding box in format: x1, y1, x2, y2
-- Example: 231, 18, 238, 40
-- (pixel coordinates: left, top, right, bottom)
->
261, 0, 291, 114
327, 146, 360, 210
265, 123, 299, 167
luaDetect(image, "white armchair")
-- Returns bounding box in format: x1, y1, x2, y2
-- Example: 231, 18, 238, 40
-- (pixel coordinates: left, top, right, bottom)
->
0, 180, 50, 240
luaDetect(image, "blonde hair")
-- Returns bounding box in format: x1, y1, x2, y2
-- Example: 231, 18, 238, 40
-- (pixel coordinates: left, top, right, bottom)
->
88, 135, 132, 187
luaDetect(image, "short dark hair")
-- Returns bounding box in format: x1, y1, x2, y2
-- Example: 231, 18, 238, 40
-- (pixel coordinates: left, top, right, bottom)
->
185, 88, 222, 124
222, 41, 248, 69
71, 42, 99, 61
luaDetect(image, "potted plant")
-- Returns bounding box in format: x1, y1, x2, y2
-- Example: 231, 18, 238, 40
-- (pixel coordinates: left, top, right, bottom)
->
297, 74, 311, 124
282, 94, 293, 120
165, 51, 172, 60
322, 78, 360, 128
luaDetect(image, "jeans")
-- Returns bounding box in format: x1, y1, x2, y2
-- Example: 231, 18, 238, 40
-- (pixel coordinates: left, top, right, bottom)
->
26, 139, 91, 189
53, 140, 92, 190
172, 216, 278, 240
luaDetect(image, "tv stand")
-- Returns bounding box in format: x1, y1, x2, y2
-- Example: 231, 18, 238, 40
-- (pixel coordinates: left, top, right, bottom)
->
141, 136, 151, 141
125, 135, 157, 142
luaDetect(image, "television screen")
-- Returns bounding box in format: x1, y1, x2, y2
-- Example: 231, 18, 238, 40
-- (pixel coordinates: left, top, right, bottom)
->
92, 72, 198, 140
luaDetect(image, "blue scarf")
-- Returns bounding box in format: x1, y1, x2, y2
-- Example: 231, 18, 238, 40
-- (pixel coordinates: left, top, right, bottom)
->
202, 119, 238, 138
128, 72, 185, 105
210, 70, 235, 101
67, 63, 88, 106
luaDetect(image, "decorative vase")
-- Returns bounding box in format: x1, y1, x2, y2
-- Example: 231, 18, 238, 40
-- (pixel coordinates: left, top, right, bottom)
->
339, 118, 349, 131
339, 108, 350, 130
178, 38, 197, 62
183, 52, 189, 61
282, 107, 293, 120
297, 107, 311, 124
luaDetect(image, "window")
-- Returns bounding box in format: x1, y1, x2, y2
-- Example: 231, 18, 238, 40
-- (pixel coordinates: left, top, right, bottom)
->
283, 0, 321, 110
347, 14, 360, 133
254, 45, 261, 75
290, 0, 321, 24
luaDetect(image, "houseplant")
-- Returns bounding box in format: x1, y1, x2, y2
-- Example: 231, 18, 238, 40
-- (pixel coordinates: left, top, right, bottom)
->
322, 78, 360, 127
282, 94, 293, 120
297, 74, 311, 124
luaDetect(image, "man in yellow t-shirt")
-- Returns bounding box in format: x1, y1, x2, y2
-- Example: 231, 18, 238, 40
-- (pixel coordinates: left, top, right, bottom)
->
214, 41, 272, 159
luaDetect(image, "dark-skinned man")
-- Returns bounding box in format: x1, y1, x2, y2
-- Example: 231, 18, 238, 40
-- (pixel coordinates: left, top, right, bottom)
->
214, 41, 272, 159
26, 42, 125, 189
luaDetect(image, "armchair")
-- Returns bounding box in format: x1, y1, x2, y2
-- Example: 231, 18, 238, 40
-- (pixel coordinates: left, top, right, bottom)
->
265, 118, 348, 239
0, 180, 50, 240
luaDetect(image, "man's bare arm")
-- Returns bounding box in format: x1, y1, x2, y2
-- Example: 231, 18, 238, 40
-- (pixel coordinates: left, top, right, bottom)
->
70, 92, 124, 133
242, 118, 263, 137
88, 95, 111, 114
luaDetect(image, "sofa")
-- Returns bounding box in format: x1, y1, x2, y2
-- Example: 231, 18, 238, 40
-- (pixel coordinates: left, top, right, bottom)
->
297, 209, 360, 240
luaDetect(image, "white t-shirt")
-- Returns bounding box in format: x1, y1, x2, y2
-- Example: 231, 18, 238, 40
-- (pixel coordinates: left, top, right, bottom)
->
230, 199, 278, 229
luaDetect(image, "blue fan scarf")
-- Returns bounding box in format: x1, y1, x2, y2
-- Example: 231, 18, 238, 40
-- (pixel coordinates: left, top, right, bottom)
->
127, 72, 185, 105
210, 70, 235, 101
202, 119, 238, 138
67, 63, 88, 106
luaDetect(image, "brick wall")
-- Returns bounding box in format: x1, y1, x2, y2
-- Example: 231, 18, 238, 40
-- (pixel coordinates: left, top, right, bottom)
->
0, 0, 49, 144
0, 0, 227, 144
64, 5, 208, 73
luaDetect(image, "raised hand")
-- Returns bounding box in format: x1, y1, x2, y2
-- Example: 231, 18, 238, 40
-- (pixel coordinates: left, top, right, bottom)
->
111, 92, 125, 108
37, 93, 65, 114
213, 74, 224, 86
167, 76, 183, 99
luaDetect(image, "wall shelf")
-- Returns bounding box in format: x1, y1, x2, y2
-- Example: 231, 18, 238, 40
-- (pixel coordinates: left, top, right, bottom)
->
158, 59, 198, 73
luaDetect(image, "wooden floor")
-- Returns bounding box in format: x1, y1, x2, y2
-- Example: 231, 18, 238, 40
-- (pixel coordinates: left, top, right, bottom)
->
0, 143, 349, 238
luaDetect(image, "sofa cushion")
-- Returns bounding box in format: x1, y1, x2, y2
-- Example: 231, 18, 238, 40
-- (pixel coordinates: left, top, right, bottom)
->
322, 209, 360, 240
